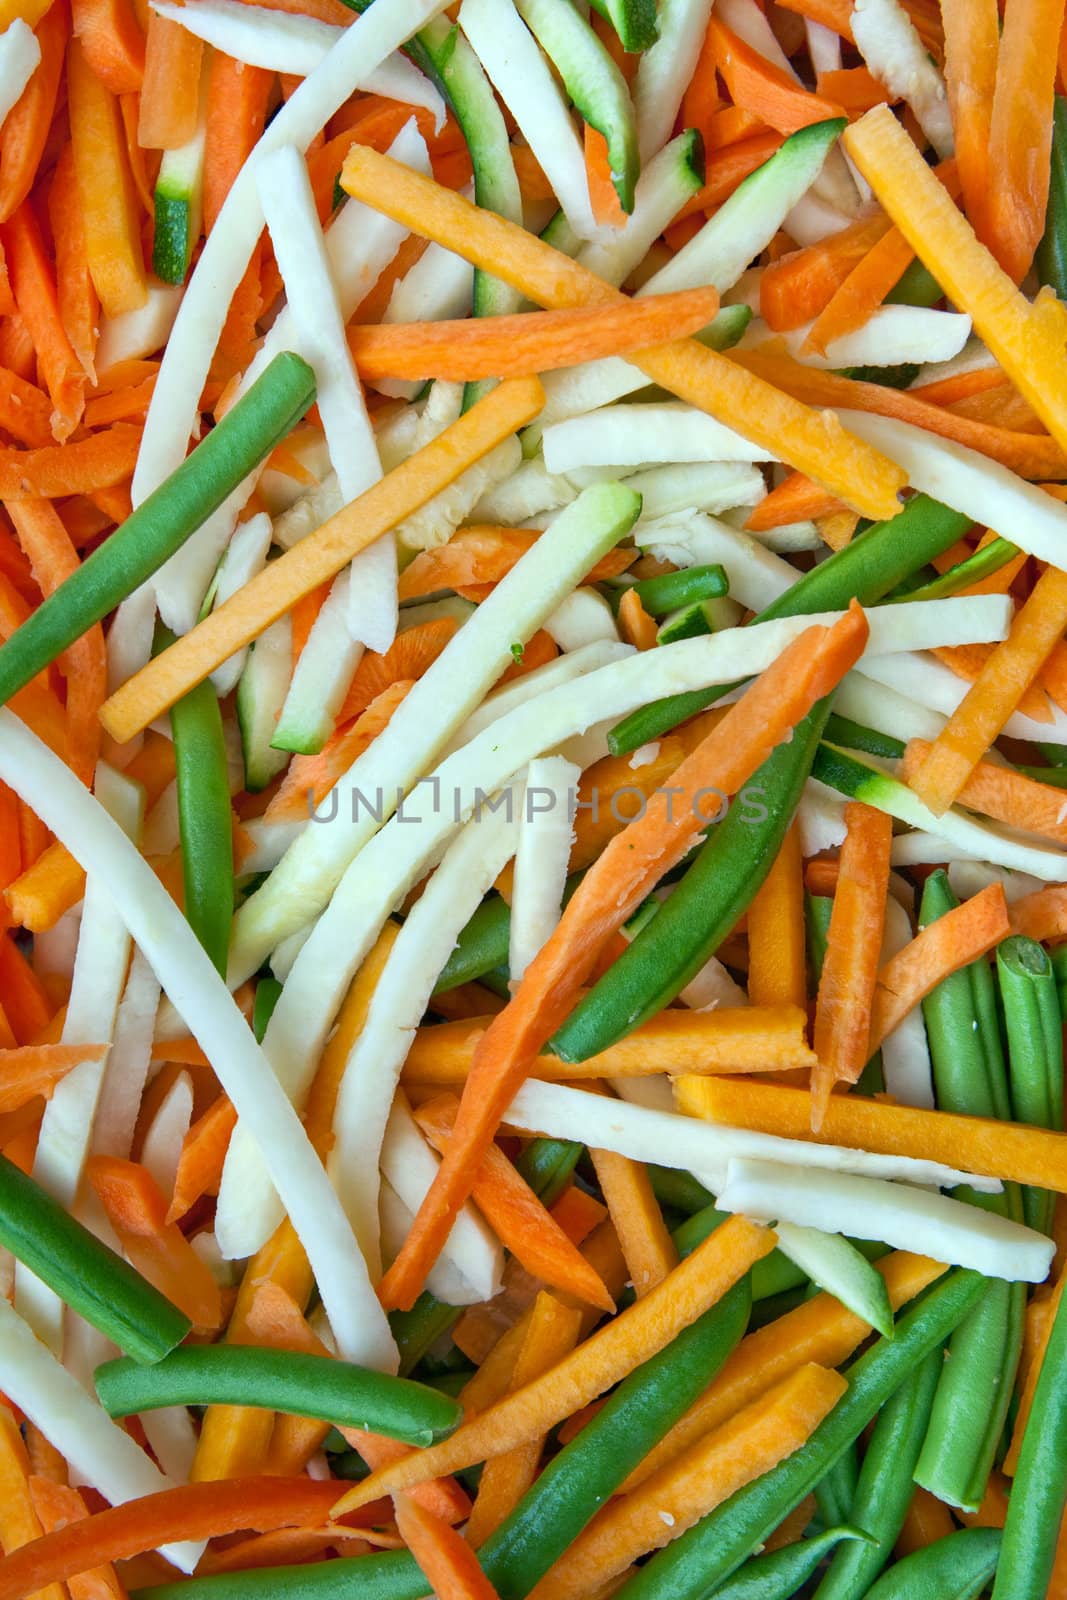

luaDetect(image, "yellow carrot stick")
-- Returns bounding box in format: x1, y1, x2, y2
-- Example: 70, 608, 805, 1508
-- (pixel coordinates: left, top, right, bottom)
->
528, 1364, 846, 1600
339, 147, 906, 522
907, 565, 1067, 814
620, 1251, 945, 1492
843, 103, 1067, 455
589, 1147, 679, 1299
679, 1075, 1067, 1193
745, 820, 806, 1011
466, 1293, 583, 1547
99, 378, 545, 743
67, 37, 147, 319
331, 1215, 776, 1515
402, 1005, 817, 1084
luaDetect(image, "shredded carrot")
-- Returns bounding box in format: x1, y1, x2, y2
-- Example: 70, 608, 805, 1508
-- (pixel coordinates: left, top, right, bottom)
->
86, 1155, 223, 1330
746, 819, 806, 1010
810, 802, 892, 1125
166, 1093, 236, 1223
27, 1479, 125, 1600
531, 1364, 847, 1600
338, 148, 907, 521
0, 1406, 66, 1600
203, 54, 274, 235
0, 425, 143, 500
867, 882, 1009, 1047
394, 1492, 502, 1600
909, 566, 1067, 814
3, 202, 86, 441
0, 0, 69, 225
137, 11, 203, 149
415, 1094, 615, 1311
804, 225, 918, 354
465, 1293, 583, 1547
617, 587, 658, 650
910, 368, 1007, 409
0, 931, 53, 1043
335, 1214, 776, 1512
709, 17, 845, 132
48, 145, 99, 386
760, 214, 893, 332
589, 1145, 678, 1298
0, 1042, 106, 1113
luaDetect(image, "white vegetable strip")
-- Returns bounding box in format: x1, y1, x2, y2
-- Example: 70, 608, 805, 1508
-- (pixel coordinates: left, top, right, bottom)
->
210, 512, 274, 695
0, 1297, 201, 1570
446, 639, 633, 752
0, 19, 40, 125
151, 0, 444, 122
637, 513, 794, 611
878, 895, 934, 1109
839, 409, 1067, 572
797, 779, 847, 856
140, 1408, 199, 1486
627, 463, 766, 524
134, 0, 450, 505
91, 950, 163, 1161
459, 0, 601, 240
17, 767, 142, 1356
948, 860, 1045, 905
850, 0, 953, 157
472, 458, 577, 525
505, 1080, 999, 1192
377, 241, 475, 400
258, 142, 392, 659
0, 712, 397, 1374
577, 133, 709, 287
545, 588, 621, 650
155, 490, 246, 637
218, 797, 520, 1264
858, 649, 1067, 744
97, 284, 184, 376
543, 403, 775, 472
380, 1095, 503, 1302
633, 0, 715, 161
270, 573, 363, 755
835, 671, 947, 744
741, 307, 972, 369
719, 1158, 1053, 1282
140, 1071, 194, 1199
231, 483, 642, 983
510, 756, 579, 983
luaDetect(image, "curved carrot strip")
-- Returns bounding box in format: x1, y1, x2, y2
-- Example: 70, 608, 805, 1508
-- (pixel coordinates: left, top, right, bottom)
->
3, 202, 85, 441
138, 12, 203, 149
709, 16, 846, 133
0, 0, 69, 224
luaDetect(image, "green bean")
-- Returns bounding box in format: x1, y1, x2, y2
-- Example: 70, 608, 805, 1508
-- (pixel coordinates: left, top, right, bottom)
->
919, 871, 1009, 1131
513, 1138, 582, 1209
432, 893, 511, 993
632, 563, 728, 617
670, 1203, 807, 1302
1053, 944, 1067, 1017
94, 1346, 461, 1446
1037, 95, 1067, 298
884, 258, 945, 307
390, 1292, 462, 1378
992, 1267, 1067, 1600
161, 626, 234, 977
609, 1268, 985, 1600
813, 1443, 859, 1530
0, 353, 316, 711
252, 976, 283, 1044
0, 1154, 190, 1365
607, 494, 971, 755
807, 891, 834, 986
709, 1528, 867, 1600
890, 537, 1020, 603
647, 1165, 713, 1214
822, 713, 905, 759
1017, 764, 1067, 787
553, 705, 828, 1058
998, 936, 1064, 1234
814, 1348, 942, 1600
869, 1529, 1001, 1600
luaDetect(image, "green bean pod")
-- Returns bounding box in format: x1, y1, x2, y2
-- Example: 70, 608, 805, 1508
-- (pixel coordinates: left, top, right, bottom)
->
632, 563, 729, 617
814, 1348, 943, 1600
0, 1154, 190, 1365
813, 1443, 859, 1532
607, 494, 971, 756
432, 893, 511, 993
95, 1347, 461, 1446
390, 1292, 463, 1378
609, 1269, 985, 1600
670, 1202, 809, 1302
646, 1165, 713, 1215
822, 714, 905, 760
0, 353, 316, 710
1036, 95, 1067, 298
513, 1137, 582, 1209
161, 626, 234, 978
891, 537, 1020, 604
998, 935, 1064, 1235
708, 1528, 868, 1600
868, 1529, 1001, 1600
992, 1270, 1067, 1600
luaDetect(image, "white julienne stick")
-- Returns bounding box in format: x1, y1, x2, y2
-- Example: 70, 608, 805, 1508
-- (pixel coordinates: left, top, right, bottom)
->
0, 709, 397, 1373
509, 755, 580, 983
0, 18, 40, 125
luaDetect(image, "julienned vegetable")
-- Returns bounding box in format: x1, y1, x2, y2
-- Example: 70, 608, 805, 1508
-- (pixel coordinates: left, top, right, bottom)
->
0, 1151, 190, 1364
0, 353, 316, 714
94, 1347, 462, 1446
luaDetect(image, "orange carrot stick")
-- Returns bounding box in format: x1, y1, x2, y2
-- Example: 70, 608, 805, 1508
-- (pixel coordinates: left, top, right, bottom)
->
901, 739, 1067, 844
745, 473, 847, 531
0, 1407, 66, 1600
86, 1156, 223, 1331
67, 39, 148, 319
746, 819, 806, 1010
908, 565, 1067, 814
0, 424, 143, 498
0, 1043, 106, 1113
203, 53, 274, 234
672, 132, 788, 220
2, 202, 85, 441
897, 1487, 957, 1556
378, 606, 868, 1311
981, 0, 1064, 282
775, 0, 855, 40
709, 17, 845, 132
588, 1145, 678, 1298
264, 679, 413, 823
759, 214, 893, 332
1007, 883, 1067, 944
71, 0, 145, 94
810, 801, 893, 1124
27, 1479, 125, 1600
0, 0, 69, 224
803, 226, 919, 354
48, 145, 99, 386
138, 11, 203, 148
868, 882, 1009, 1048
394, 1492, 502, 1600
941, 0, 998, 235
617, 587, 658, 650
398, 528, 634, 602
166, 1093, 236, 1223
348, 290, 722, 381
414, 1094, 616, 1311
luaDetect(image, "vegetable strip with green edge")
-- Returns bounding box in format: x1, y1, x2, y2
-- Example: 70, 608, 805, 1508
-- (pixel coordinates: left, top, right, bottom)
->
869, 1530, 1002, 1600
94, 1347, 462, 1446
161, 625, 234, 978
998, 936, 1064, 1235
607, 495, 971, 756
889, 537, 1021, 604
0, 353, 316, 713
0, 1152, 190, 1364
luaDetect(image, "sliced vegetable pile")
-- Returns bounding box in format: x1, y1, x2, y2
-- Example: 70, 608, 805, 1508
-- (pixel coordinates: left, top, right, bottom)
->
3, 0, 1067, 1593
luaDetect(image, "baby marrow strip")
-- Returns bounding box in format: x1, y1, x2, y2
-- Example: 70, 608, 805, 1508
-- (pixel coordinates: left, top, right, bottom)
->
162, 627, 234, 978
0, 352, 316, 713
0, 1153, 190, 1364
95, 1348, 461, 1447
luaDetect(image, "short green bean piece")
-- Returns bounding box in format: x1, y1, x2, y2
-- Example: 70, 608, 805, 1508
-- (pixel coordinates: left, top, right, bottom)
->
868, 1529, 1001, 1600
432, 893, 511, 993
993, 1268, 1067, 1599
0, 1153, 190, 1365
95, 1347, 461, 1446
1036, 95, 1067, 299
822, 713, 905, 760
610, 1269, 985, 1600
998, 935, 1064, 1235
390, 1292, 463, 1378
632, 563, 728, 617
710, 1528, 868, 1600
0, 353, 316, 711
513, 1137, 582, 1209
814, 1348, 942, 1600
892, 537, 1020, 603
